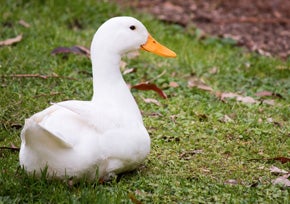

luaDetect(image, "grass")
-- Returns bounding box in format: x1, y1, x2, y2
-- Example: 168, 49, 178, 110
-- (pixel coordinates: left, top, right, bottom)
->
1, 0, 290, 203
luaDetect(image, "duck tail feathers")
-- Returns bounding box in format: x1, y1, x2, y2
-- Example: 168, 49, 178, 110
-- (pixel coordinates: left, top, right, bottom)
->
21, 118, 73, 149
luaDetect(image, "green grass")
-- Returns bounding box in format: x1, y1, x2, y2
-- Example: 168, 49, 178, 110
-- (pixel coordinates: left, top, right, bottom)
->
1, 0, 290, 203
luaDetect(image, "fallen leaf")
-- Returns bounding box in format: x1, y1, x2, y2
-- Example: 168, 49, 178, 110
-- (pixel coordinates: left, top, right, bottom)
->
18, 20, 30, 28
267, 118, 274, 123
236, 96, 257, 104
270, 166, 288, 175
272, 174, 290, 187
255, 91, 274, 97
10, 123, 22, 129
0, 145, 20, 152
250, 156, 290, 164
209, 66, 218, 74
266, 117, 282, 127
201, 168, 211, 173
73, 46, 90, 57
188, 76, 213, 91
131, 82, 167, 99
197, 84, 213, 92
51, 45, 90, 58
123, 68, 136, 75
142, 112, 163, 117
219, 114, 234, 123
217, 92, 257, 104
262, 99, 275, 106
128, 192, 142, 204
257, 48, 271, 57
255, 91, 283, 98
218, 92, 240, 100
223, 33, 242, 41
141, 97, 161, 106
270, 157, 290, 164
224, 179, 239, 185
169, 81, 179, 87
0, 34, 23, 46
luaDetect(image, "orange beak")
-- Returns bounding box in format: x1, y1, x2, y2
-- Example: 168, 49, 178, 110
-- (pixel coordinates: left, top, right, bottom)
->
141, 34, 176, 58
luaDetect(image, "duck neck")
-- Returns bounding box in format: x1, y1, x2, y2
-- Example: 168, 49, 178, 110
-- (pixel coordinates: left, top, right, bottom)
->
91, 52, 122, 96
91, 51, 142, 120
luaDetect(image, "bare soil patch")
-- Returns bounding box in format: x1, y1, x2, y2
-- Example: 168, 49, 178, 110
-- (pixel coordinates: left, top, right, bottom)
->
116, 0, 290, 59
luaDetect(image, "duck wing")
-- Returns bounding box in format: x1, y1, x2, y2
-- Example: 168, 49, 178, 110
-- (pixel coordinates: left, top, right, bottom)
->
21, 117, 73, 150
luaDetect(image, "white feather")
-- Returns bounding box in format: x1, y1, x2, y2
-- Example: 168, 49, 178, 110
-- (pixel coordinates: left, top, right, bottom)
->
19, 17, 153, 181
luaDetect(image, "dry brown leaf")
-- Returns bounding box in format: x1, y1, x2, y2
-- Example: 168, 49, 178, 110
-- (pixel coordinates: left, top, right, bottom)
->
218, 92, 240, 100
255, 91, 283, 98
169, 81, 179, 87
224, 179, 239, 185
123, 68, 136, 75
272, 174, 290, 187
267, 118, 273, 123
142, 112, 163, 117
223, 33, 242, 41
262, 99, 275, 106
141, 97, 161, 106
18, 20, 30, 28
201, 168, 211, 173
236, 96, 257, 104
128, 192, 142, 204
270, 166, 288, 175
255, 91, 274, 97
209, 66, 218, 74
131, 82, 167, 99
0, 146, 20, 151
51, 45, 90, 58
0, 34, 23, 46
188, 76, 213, 92
197, 84, 213, 91
270, 157, 290, 164
73, 45, 90, 57
220, 114, 234, 123
250, 156, 290, 164
217, 92, 257, 104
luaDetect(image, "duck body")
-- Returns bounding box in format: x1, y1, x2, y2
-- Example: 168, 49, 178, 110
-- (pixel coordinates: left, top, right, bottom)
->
20, 99, 149, 180
19, 16, 176, 180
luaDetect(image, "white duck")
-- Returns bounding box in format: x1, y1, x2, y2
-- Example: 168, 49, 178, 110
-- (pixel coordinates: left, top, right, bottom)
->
19, 16, 176, 181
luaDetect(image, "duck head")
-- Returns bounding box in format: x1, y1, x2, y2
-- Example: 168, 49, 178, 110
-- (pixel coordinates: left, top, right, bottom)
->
91, 16, 176, 58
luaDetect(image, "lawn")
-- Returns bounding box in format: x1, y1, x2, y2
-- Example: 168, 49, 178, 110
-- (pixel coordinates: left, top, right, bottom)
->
0, 0, 289, 203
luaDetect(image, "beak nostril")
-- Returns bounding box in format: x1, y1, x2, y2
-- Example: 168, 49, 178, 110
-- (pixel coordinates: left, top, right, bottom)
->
141, 34, 176, 58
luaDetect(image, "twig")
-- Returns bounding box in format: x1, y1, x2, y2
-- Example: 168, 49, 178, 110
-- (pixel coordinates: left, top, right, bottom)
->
148, 70, 166, 83
1, 74, 77, 81
249, 157, 290, 164
0, 146, 20, 152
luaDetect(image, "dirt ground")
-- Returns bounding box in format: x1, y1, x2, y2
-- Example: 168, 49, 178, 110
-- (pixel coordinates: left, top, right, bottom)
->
116, 0, 290, 59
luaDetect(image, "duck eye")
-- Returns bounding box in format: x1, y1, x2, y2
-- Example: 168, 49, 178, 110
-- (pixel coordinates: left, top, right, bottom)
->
129, 25, 136, 30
